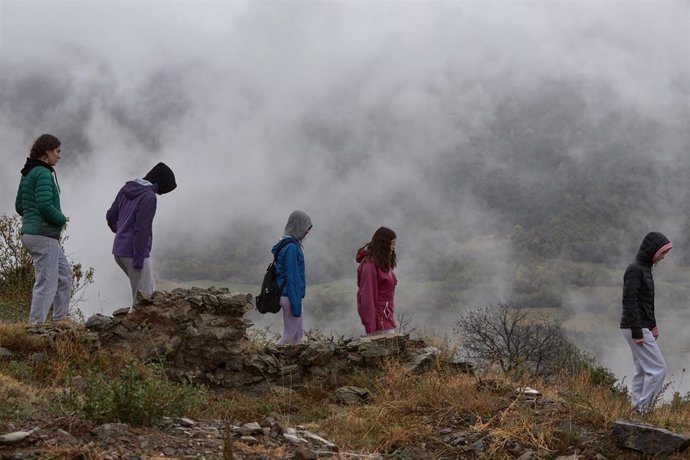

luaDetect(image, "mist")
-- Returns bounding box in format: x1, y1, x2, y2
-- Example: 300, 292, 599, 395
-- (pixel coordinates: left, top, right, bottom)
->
1, 1, 690, 393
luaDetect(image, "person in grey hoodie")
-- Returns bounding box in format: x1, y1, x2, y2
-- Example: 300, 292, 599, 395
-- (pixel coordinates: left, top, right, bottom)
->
272, 210, 312, 345
620, 231, 672, 413
106, 162, 176, 307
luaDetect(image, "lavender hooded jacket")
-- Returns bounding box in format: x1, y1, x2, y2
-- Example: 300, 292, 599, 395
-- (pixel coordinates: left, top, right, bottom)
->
106, 179, 157, 269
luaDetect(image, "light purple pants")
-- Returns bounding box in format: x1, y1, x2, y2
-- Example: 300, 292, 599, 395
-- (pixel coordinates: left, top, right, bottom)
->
22, 234, 72, 323
114, 256, 155, 308
278, 296, 303, 345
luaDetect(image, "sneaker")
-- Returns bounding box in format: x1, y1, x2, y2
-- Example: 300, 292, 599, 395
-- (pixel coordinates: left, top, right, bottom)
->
632, 406, 648, 415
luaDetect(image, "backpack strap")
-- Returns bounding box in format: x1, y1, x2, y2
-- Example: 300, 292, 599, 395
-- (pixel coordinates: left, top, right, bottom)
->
273, 237, 298, 261
273, 237, 299, 293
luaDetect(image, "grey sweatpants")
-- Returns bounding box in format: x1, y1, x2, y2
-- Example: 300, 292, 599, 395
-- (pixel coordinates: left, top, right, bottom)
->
114, 256, 155, 307
21, 234, 72, 323
622, 328, 667, 412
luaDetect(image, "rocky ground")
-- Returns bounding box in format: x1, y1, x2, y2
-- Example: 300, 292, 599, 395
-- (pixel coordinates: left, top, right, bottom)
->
2, 390, 666, 459
0, 415, 375, 459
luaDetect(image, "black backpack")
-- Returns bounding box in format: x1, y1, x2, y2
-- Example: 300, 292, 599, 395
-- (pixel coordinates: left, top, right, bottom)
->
255, 238, 296, 314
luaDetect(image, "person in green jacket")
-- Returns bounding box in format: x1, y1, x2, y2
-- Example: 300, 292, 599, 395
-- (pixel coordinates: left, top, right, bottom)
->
15, 134, 72, 323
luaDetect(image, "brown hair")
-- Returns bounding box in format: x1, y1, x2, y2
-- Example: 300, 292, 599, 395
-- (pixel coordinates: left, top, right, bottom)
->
29, 134, 61, 160
358, 227, 397, 272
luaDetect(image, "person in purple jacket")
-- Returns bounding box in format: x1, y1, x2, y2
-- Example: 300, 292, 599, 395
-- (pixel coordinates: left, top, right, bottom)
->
106, 162, 176, 307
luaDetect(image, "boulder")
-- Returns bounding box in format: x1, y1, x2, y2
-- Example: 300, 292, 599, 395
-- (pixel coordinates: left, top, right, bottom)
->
404, 347, 439, 373
612, 419, 690, 455
85, 314, 113, 331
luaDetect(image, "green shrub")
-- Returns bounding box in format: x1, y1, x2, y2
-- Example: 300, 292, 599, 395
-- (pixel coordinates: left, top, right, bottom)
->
555, 340, 622, 393
80, 362, 207, 426
4, 360, 34, 382
0, 215, 34, 309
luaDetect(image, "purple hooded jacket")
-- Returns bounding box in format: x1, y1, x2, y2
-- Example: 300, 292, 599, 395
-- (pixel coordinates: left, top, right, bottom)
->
106, 179, 158, 269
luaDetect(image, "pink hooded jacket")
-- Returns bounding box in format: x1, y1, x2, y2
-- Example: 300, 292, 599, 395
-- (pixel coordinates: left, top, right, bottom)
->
356, 248, 397, 334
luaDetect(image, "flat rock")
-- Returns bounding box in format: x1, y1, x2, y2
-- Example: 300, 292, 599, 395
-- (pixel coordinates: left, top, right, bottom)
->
238, 422, 263, 436
350, 334, 409, 359
404, 347, 439, 373
612, 419, 690, 455
0, 428, 38, 444
334, 386, 370, 405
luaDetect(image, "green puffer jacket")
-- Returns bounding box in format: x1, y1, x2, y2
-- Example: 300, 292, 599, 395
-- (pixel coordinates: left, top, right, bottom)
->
15, 159, 66, 239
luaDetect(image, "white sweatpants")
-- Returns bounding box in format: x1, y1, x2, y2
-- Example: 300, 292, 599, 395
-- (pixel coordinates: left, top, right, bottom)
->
114, 256, 155, 307
22, 234, 72, 323
622, 328, 667, 411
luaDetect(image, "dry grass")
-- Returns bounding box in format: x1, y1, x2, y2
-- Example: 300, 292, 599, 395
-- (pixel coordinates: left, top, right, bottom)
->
0, 321, 44, 350
226, 440, 286, 458
0, 321, 134, 389
480, 408, 557, 455
316, 362, 502, 452
554, 371, 633, 428
649, 403, 690, 433
204, 362, 586, 455
206, 389, 285, 421
0, 373, 46, 416
30, 445, 108, 459
317, 406, 433, 453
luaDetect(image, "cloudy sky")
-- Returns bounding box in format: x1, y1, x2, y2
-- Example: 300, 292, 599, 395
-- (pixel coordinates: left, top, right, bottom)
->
1, 0, 689, 392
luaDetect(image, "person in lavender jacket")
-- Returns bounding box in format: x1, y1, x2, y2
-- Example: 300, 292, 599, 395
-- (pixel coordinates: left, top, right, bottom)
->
106, 162, 176, 307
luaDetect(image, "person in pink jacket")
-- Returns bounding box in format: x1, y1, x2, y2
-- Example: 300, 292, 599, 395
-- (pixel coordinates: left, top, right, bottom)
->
356, 227, 398, 335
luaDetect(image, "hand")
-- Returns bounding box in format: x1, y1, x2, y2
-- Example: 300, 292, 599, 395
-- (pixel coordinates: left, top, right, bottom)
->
634, 338, 644, 346
652, 326, 659, 340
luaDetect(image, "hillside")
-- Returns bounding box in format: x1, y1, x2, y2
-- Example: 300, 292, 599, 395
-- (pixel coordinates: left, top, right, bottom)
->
2, 289, 690, 459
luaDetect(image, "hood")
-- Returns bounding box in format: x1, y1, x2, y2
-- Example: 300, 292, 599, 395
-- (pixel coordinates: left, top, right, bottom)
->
636, 232, 671, 265
122, 179, 156, 199
20, 158, 53, 176
271, 236, 299, 255
356, 246, 369, 263
284, 210, 312, 241
143, 162, 177, 194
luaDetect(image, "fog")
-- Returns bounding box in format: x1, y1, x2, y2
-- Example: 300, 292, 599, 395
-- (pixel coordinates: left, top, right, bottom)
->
1, 1, 689, 394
